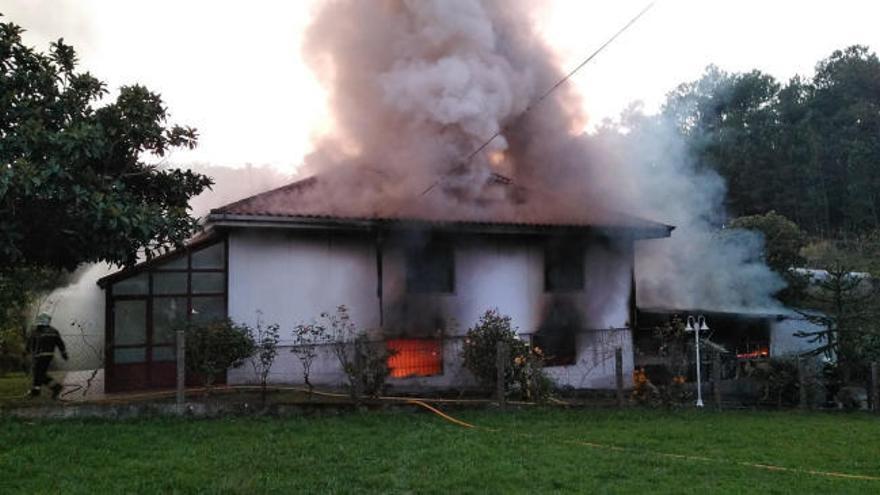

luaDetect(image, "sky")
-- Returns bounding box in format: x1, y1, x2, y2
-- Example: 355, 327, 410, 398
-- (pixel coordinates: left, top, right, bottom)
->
4, 0, 880, 173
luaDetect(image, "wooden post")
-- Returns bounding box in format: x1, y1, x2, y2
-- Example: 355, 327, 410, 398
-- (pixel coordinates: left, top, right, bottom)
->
798, 357, 808, 410
353, 342, 365, 404
615, 347, 624, 407
712, 351, 722, 410
176, 329, 185, 415
496, 341, 509, 409
871, 362, 879, 415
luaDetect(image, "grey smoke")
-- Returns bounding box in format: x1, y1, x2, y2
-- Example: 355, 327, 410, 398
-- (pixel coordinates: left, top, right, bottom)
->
301, 0, 785, 312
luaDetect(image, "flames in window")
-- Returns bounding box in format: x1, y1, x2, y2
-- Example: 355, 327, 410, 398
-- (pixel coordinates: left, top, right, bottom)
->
736, 347, 770, 359
386, 339, 442, 378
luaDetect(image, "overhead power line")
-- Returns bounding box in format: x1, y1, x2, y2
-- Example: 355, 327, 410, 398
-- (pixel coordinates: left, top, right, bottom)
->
421, 2, 656, 196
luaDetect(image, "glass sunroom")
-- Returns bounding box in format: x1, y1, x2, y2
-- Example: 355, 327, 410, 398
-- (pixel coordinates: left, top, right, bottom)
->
98, 236, 228, 392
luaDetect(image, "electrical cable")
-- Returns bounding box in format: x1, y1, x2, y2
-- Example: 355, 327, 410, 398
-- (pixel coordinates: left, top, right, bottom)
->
420, 1, 656, 196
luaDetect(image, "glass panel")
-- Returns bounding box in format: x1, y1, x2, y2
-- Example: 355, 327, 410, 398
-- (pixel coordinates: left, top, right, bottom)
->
153, 297, 187, 344
114, 347, 146, 364
154, 255, 187, 270
112, 273, 149, 296
152, 346, 176, 362
192, 272, 225, 294
191, 243, 225, 269
153, 272, 188, 295
191, 296, 225, 323
114, 300, 147, 345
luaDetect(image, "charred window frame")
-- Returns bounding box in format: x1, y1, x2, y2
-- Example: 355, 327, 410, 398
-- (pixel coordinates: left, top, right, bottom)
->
531, 333, 577, 367
544, 240, 585, 292
405, 240, 454, 294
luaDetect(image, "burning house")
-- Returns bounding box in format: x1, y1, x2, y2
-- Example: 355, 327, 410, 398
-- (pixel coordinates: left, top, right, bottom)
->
88, 0, 788, 393
97, 173, 672, 392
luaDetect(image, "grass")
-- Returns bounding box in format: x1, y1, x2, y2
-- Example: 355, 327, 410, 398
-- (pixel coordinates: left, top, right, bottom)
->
0, 373, 29, 400
0, 372, 66, 408
1, 407, 879, 494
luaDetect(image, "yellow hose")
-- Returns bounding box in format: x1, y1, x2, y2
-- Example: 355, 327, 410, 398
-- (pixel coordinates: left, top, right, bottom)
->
405, 399, 478, 429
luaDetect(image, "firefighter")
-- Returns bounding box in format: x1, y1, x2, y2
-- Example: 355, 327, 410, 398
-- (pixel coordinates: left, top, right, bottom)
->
27, 313, 68, 399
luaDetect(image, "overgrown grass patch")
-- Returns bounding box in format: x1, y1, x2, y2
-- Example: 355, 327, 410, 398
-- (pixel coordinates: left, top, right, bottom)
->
1, 407, 878, 493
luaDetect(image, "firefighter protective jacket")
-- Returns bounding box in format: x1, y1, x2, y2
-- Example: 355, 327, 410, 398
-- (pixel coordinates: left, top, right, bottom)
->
27, 325, 67, 358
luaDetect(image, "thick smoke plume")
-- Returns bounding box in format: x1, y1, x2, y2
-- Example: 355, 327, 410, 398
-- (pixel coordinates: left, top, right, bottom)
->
300, 0, 784, 312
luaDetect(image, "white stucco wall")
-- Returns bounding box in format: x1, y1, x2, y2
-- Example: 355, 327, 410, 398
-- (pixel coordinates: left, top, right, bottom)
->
770, 311, 828, 357
226, 229, 635, 390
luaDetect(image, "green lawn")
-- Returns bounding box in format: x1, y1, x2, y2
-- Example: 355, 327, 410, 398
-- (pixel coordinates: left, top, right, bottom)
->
0, 373, 28, 398
1, 408, 879, 493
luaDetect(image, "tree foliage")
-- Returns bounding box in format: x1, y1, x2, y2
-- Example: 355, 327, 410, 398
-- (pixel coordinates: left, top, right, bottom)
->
728, 211, 806, 274
795, 263, 879, 383
664, 46, 880, 238
0, 15, 212, 270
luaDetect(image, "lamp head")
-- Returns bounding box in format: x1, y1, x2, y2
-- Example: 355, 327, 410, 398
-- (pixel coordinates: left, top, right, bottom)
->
697, 315, 709, 331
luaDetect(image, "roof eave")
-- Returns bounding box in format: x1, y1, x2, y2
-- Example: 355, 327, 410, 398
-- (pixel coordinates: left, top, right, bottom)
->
206, 213, 673, 239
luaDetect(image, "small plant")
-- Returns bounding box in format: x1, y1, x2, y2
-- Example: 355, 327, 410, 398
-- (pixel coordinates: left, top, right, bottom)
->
184, 318, 255, 390
323, 305, 393, 399
247, 312, 280, 405
292, 320, 329, 398
462, 309, 551, 401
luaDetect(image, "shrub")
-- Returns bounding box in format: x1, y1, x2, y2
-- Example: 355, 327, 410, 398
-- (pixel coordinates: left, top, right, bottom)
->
246, 313, 280, 404
462, 309, 551, 401
292, 320, 329, 398
0, 327, 27, 375
744, 357, 800, 407
323, 305, 393, 399
184, 318, 255, 389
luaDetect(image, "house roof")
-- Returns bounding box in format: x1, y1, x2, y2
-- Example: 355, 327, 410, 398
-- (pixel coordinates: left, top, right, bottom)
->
207, 174, 674, 239
96, 230, 222, 287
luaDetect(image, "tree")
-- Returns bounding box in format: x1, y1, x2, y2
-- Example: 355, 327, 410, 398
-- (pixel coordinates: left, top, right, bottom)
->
728, 211, 806, 274
810, 46, 880, 233
795, 263, 878, 384
0, 15, 212, 270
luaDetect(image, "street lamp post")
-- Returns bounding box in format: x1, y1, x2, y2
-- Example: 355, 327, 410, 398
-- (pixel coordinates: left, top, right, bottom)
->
685, 315, 710, 408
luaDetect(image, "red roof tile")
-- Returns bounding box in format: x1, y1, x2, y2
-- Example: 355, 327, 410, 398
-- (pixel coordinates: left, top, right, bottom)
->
208, 173, 673, 237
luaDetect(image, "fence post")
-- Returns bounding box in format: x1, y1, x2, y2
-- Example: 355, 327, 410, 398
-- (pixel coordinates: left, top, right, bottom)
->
353, 342, 365, 404
712, 351, 722, 410
872, 362, 879, 415
615, 347, 624, 407
176, 329, 185, 415
798, 357, 808, 410
496, 341, 509, 409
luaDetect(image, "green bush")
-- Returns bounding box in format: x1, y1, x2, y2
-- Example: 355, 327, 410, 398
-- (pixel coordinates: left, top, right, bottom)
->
462, 309, 550, 401
324, 305, 393, 399
745, 357, 801, 407
0, 327, 27, 375
184, 318, 255, 388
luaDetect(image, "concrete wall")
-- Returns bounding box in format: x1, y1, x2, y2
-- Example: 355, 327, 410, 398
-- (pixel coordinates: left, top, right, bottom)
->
226, 229, 635, 390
